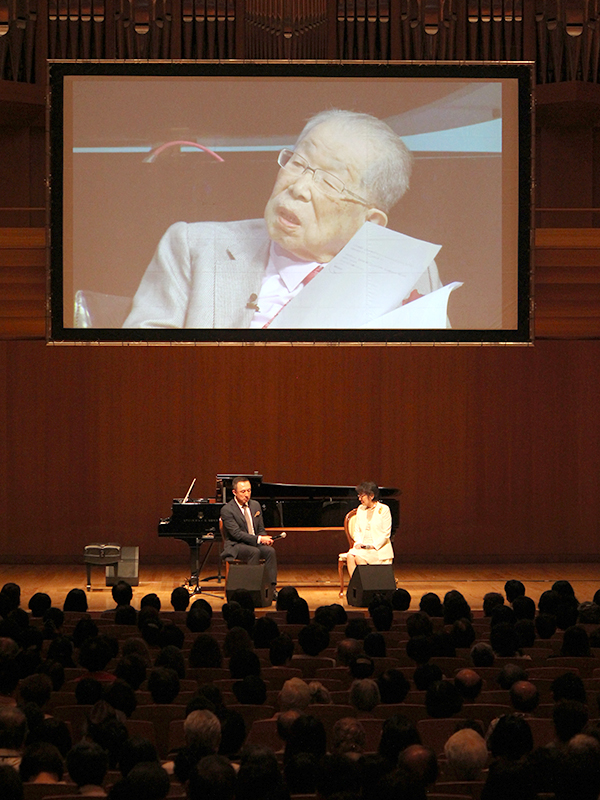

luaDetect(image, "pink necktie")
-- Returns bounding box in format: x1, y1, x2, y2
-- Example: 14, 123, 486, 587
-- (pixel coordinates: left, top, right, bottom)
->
263, 265, 324, 328
243, 504, 254, 535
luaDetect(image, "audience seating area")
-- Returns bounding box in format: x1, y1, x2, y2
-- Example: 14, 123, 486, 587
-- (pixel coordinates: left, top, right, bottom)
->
0, 579, 600, 800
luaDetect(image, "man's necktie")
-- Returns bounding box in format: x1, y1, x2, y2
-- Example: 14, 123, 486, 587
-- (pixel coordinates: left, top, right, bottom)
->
263, 265, 324, 328
243, 504, 254, 536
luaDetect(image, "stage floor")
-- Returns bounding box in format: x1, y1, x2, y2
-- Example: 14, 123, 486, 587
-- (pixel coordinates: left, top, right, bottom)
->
1, 562, 598, 614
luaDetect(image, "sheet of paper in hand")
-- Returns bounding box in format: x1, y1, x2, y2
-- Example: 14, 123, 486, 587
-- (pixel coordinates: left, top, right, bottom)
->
267, 221, 444, 329
362, 282, 464, 329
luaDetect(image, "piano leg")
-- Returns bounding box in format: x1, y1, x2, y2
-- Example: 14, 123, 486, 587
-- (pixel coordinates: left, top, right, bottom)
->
185, 537, 224, 596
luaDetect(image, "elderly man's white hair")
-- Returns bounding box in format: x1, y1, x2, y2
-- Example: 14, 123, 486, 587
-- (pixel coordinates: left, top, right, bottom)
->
295, 109, 413, 213
184, 709, 221, 752
443, 727, 488, 781
278, 677, 311, 711
349, 678, 381, 713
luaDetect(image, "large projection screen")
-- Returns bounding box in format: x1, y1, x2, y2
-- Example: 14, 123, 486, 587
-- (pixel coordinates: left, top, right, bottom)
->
48, 61, 533, 344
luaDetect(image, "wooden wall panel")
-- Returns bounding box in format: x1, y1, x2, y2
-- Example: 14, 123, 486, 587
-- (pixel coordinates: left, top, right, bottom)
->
1, 339, 600, 564
0, 228, 45, 338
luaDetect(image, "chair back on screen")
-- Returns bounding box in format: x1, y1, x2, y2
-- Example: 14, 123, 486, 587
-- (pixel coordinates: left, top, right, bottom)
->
74, 289, 132, 328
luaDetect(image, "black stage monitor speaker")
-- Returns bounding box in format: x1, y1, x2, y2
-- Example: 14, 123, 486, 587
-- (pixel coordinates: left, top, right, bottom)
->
346, 564, 396, 607
226, 564, 273, 607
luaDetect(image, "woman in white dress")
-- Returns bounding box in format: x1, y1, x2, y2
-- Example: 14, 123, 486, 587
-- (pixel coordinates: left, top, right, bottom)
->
346, 481, 394, 577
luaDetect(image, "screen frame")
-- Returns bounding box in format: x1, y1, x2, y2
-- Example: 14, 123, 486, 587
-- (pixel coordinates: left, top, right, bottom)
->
48, 60, 534, 345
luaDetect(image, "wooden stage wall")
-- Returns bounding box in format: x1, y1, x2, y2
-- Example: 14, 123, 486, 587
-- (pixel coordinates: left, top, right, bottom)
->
1, 338, 600, 566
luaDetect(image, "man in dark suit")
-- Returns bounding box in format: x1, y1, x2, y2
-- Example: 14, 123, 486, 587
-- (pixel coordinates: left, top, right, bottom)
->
220, 476, 277, 588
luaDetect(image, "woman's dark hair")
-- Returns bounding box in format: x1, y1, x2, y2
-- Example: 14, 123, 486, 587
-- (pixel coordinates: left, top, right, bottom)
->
284, 714, 327, 763
43, 607, 65, 632
118, 735, 159, 777
155, 644, 186, 677
114, 653, 147, 690
217, 709, 247, 758
504, 579, 526, 603
140, 593, 161, 611
63, 588, 88, 612
391, 588, 411, 611
25, 717, 72, 759
28, 593, 52, 617
425, 680, 463, 718
186, 606, 211, 633
147, 667, 180, 704
313, 606, 337, 632
297, 623, 329, 656
71, 617, 98, 649
551, 671, 586, 704
450, 619, 476, 649
115, 761, 170, 800
345, 617, 372, 640
104, 679, 138, 718
114, 604, 137, 625
514, 619, 536, 649
413, 663, 443, 691
78, 635, 113, 672
0, 763, 23, 800
419, 592, 444, 617
378, 714, 420, 764
189, 633, 223, 669
490, 622, 519, 657
191, 597, 213, 618
377, 669, 410, 704
356, 481, 379, 500
229, 650, 261, 680
512, 595, 536, 620
227, 588, 256, 611
560, 625, 591, 657
535, 613, 557, 639
66, 740, 108, 787
443, 591, 472, 624
370, 603, 394, 631
488, 714, 533, 760
19, 742, 64, 782
490, 604, 516, 627
552, 580, 576, 598
75, 676, 104, 705
553, 699, 589, 743
276, 586, 299, 612
86, 704, 130, 769
111, 581, 133, 606
538, 589, 561, 616
252, 616, 280, 649
18, 673, 53, 709
170, 586, 190, 611
236, 745, 284, 800
269, 634, 294, 666
364, 632, 386, 658
286, 597, 310, 625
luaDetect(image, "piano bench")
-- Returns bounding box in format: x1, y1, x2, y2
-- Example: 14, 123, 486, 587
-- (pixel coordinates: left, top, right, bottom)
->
83, 543, 121, 591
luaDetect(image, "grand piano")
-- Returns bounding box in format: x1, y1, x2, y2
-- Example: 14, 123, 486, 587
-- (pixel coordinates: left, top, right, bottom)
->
158, 474, 400, 588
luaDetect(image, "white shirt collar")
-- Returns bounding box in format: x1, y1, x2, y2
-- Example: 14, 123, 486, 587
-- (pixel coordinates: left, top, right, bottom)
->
269, 242, 321, 293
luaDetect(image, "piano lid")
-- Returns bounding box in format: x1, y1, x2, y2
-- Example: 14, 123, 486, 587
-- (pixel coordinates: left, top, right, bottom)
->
216, 474, 399, 500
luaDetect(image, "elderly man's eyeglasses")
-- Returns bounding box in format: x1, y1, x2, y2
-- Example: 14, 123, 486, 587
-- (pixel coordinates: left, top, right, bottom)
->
277, 149, 370, 206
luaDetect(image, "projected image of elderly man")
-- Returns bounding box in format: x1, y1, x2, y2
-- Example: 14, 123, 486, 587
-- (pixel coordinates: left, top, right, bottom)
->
124, 109, 451, 329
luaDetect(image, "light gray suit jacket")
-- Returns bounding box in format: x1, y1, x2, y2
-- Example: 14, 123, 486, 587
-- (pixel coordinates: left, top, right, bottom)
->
123, 219, 442, 329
